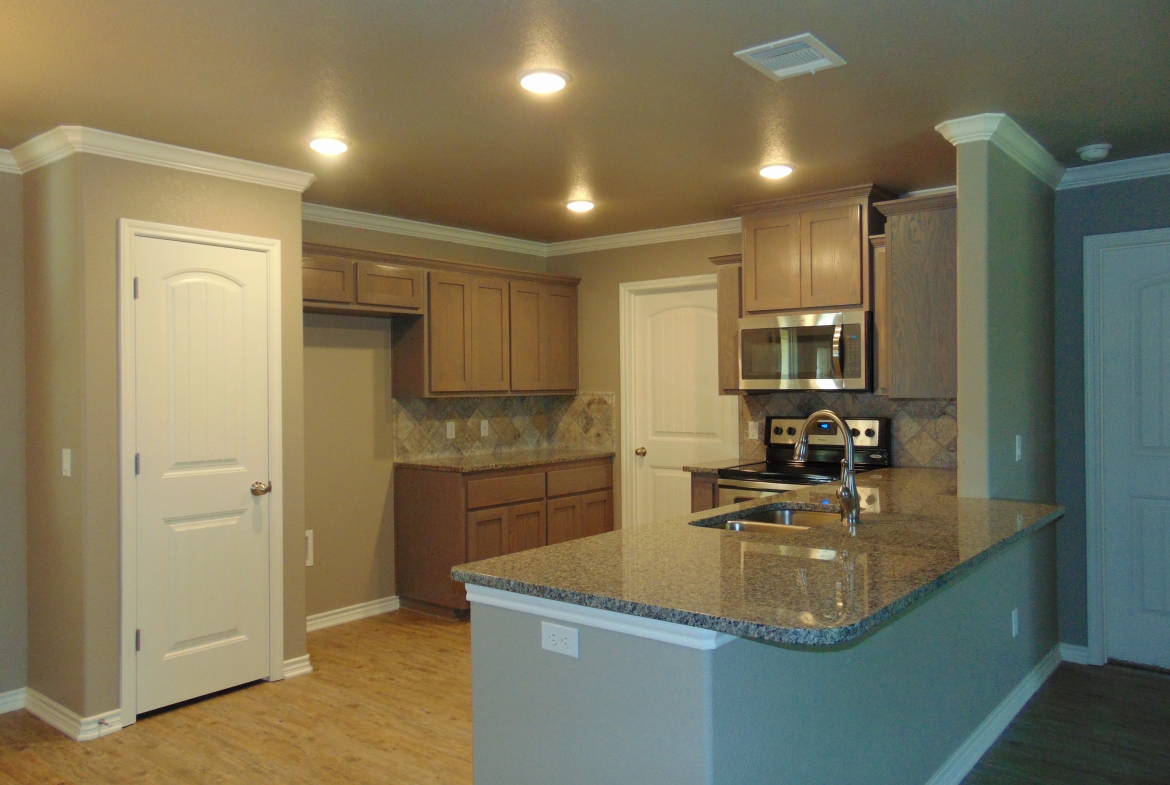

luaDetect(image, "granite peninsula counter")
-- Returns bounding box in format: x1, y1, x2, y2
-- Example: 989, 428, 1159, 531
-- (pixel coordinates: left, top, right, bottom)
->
454, 468, 1066, 785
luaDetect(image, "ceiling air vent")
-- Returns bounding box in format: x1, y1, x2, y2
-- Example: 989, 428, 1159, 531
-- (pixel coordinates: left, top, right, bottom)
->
734, 33, 845, 81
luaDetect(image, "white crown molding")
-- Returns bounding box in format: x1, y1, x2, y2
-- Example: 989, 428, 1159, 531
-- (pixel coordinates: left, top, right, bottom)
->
0, 149, 18, 174
306, 595, 400, 632
9, 126, 316, 192
466, 584, 736, 650
935, 113, 1065, 189
303, 203, 548, 257
24, 688, 121, 741
544, 217, 742, 256
283, 654, 314, 679
1057, 151, 1170, 190
903, 185, 957, 198
0, 687, 25, 714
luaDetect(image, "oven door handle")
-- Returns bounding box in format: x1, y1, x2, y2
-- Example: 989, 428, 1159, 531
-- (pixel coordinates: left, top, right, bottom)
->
832, 324, 844, 378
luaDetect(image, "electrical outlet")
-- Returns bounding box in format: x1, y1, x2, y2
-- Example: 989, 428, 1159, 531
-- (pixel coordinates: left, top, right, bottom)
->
480, 419, 489, 437
1015, 434, 1022, 462
1011, 608, 1019, 638
62, 448, 72, 477
446, 421, 456, 440
305, 530, 314, 567
541, 621, 579, 658
748, 421, 760, 440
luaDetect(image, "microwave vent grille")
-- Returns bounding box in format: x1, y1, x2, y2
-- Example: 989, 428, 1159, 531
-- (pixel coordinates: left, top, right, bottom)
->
734, 33, 846, 81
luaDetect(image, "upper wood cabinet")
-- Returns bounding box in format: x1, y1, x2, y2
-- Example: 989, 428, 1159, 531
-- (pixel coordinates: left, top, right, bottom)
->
470, 276, 511, 392
509, 281, 578, 392
874, 192, 958, 399
429, 271, 474, 393
302, 255, 354, 303
870, 235, 891, 397
712, 254, 743, 394
355, 262, 425, 310
738, 185, 888, 314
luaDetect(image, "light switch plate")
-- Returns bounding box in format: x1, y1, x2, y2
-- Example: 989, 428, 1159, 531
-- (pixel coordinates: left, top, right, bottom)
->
305, 530, 314, 567
1015, 434, 1022, 462
62, 448, 72, 477
541, 621, 579, 658
446, 421, 456, 440
1011, 608, 1019, 638
480, 419, 489, 437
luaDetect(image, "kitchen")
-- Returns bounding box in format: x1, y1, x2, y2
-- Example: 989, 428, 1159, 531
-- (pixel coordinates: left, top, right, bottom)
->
2, 3, 1170, 784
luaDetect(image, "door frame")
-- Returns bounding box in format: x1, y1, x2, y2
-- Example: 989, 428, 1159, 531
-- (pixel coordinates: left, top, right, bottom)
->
1083, 226, 1170, 666
618, 274, 719, 529
117, 219, 285, 724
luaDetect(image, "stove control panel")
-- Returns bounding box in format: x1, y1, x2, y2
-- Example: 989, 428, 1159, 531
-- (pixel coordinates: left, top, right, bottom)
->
767, 417, 884, 449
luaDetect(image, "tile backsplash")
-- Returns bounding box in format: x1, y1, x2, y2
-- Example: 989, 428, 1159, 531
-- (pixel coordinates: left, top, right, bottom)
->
739, 392, 957, 469
394, 393, 615, 458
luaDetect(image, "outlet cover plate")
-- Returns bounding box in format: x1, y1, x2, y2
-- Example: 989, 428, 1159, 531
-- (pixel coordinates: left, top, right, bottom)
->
541, 621, 579, 658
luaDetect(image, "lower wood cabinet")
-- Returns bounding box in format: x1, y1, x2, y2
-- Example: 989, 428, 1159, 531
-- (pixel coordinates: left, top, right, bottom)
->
690, 473, 717, 513
395, 456, 613, 616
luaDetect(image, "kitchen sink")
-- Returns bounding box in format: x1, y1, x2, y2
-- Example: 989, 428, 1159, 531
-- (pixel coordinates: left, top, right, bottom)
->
697, 508, 842, 533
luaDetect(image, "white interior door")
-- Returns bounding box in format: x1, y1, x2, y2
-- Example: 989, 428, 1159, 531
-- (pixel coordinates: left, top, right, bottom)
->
133, 233, 274, 713
629, 280, 738, 526
1098, 231, 1170, 669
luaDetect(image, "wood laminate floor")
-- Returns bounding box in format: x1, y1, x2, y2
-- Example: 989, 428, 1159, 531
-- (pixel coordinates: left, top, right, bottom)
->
2, 613, 1168, 784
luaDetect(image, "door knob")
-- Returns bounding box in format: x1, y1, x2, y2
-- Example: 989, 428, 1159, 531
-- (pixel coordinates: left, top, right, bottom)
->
251, 481, 272, 496
635, 448, 647, 457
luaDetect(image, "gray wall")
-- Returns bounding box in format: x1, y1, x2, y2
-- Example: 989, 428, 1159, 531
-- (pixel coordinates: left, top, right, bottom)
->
1053, 174, 1170, 646
0, 171, 26, 695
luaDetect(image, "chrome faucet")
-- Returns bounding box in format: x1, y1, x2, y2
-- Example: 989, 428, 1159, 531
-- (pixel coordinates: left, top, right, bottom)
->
793, 410, 861, 527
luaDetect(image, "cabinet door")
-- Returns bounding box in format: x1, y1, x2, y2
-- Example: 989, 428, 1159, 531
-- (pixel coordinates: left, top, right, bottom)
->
471, 276, 511, 391
544, 284, 578, 391
429, 271, 473, 392
509, 280, 545, 391
871, 236, 891, 396
743, 212, 801, 312
716, 263, 742, 393
302, 255, 353, 303
578, 490, 613, 538
800, 204, 862, 308
547, 495, 579, 545
466, 507, 507, 562
506, 501, 547, 554
355, 262, 425, 310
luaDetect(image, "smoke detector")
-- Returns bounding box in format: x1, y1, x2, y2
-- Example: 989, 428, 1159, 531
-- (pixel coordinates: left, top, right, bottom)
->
1077, 143, 1112, 162
735, 33, 846, 81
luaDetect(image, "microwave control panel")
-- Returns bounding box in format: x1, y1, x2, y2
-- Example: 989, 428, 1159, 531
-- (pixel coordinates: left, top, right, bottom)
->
843, 324, 863, 379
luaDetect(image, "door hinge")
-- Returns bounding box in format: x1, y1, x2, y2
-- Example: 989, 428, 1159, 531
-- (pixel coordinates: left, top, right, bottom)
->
134, 453, 140, 475
135, 629, 141, 652
133, 277, 138, 299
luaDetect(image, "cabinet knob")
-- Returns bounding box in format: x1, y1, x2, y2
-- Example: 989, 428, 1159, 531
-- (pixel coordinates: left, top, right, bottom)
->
634, 447, 647, 457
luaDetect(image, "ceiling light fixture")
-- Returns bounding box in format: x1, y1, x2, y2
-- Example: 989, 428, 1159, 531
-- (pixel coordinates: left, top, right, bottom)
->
518, 69, 571, 94
566, 200, 594, 213
309, 137, 348, 155
1076, 143, 1112, 162
759, 164, 794, 179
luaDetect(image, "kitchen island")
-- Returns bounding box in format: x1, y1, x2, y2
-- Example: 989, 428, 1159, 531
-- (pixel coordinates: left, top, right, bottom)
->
452, 468, 1064, 785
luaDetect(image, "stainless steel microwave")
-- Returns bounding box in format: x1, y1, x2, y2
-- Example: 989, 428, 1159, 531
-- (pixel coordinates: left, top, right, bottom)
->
738, 310, 870, 391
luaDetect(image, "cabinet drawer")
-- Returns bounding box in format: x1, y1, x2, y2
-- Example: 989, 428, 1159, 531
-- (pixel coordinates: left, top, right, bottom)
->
466, 471, 545, 509
547, 463, 611, 498
303, 256, 354, 303
355, 262, 425, 310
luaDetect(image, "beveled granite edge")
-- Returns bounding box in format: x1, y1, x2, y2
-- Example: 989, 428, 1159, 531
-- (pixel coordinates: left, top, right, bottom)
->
681, 458, 751, 475
452, 505, 1063, 645
396, 448, 615, 472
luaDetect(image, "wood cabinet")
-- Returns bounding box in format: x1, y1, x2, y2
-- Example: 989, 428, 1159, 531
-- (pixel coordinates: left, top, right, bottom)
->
690, 473, 718, 513
870, 235, 890, 396
712, 254, 743, 393
738, 185, 889, 314
302, 254, 354, 303
355, 262, 425, 310
874, 193, 957, 399
395, 456, 614, 616
428, 271, 474, 392
471, 276, 511, 391
509, 281, 578, 392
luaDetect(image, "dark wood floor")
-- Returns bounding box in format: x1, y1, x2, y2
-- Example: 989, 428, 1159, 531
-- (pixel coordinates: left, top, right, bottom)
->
962, 662, 1170, 785
2, 614, 1167, 784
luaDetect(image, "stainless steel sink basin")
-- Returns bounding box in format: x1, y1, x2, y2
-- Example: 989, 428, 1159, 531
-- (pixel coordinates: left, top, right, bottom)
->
699, 508, 842, 533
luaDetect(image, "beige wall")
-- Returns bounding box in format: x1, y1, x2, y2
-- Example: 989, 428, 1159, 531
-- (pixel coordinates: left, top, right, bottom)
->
301, 219, 542, 616
25, 153, 306, 717
0, 171, 26, 695
546, 233, 743, 526
956, 141, 1056, 501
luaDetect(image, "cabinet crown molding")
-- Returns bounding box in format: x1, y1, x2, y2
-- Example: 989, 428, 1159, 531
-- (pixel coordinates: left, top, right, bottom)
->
935, 113, 1064, 189
8, 126, 316, 192
875, 192, 958, 216
708, 253, 743, 266
734, 184, 894, 216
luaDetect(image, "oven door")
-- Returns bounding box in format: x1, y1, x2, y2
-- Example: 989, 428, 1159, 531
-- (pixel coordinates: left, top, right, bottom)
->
717, 479, 809, 507
738, 310, 869, 390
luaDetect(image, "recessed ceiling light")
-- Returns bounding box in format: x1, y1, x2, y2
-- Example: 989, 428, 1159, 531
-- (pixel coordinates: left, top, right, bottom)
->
759, 164, 794, 179
566, 200, 594, 213
310, 137, 348, 155
518, 69, 571, 94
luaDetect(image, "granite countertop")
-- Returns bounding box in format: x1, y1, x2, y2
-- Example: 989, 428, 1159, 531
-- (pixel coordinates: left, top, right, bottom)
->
682, 458, 756, 474
452, 468, 1064, 645
396, 448, 615, 473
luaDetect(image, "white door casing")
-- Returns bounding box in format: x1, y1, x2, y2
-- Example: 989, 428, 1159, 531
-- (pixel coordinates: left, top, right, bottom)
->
620, 276, 739, 527
119, 220, 284, 722
1085, 227, 1170, 669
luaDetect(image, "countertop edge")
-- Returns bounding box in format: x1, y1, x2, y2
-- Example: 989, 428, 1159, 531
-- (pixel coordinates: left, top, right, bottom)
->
396, 450, 615, 472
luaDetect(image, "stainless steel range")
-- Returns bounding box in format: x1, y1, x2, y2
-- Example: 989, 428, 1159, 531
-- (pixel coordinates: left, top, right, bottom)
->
717, 415, 890, 506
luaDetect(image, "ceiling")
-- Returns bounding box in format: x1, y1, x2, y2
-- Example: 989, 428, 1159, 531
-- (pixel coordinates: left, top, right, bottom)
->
2, 1, 1167, 242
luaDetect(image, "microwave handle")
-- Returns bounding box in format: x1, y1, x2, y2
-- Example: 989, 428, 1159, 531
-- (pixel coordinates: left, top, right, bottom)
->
832, 324, 844, 378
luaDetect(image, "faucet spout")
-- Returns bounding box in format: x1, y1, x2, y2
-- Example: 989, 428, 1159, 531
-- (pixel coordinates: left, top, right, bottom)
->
794, 409, 861, 528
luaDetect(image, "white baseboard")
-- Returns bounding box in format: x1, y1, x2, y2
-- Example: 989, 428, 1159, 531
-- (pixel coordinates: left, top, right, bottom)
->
1059, 643, 1090, 665
0, 687, 26, 714
24, 688, 121, 741
282, 654, 313, 679
306, 595, 399, 632
925, 644, 1062, 785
